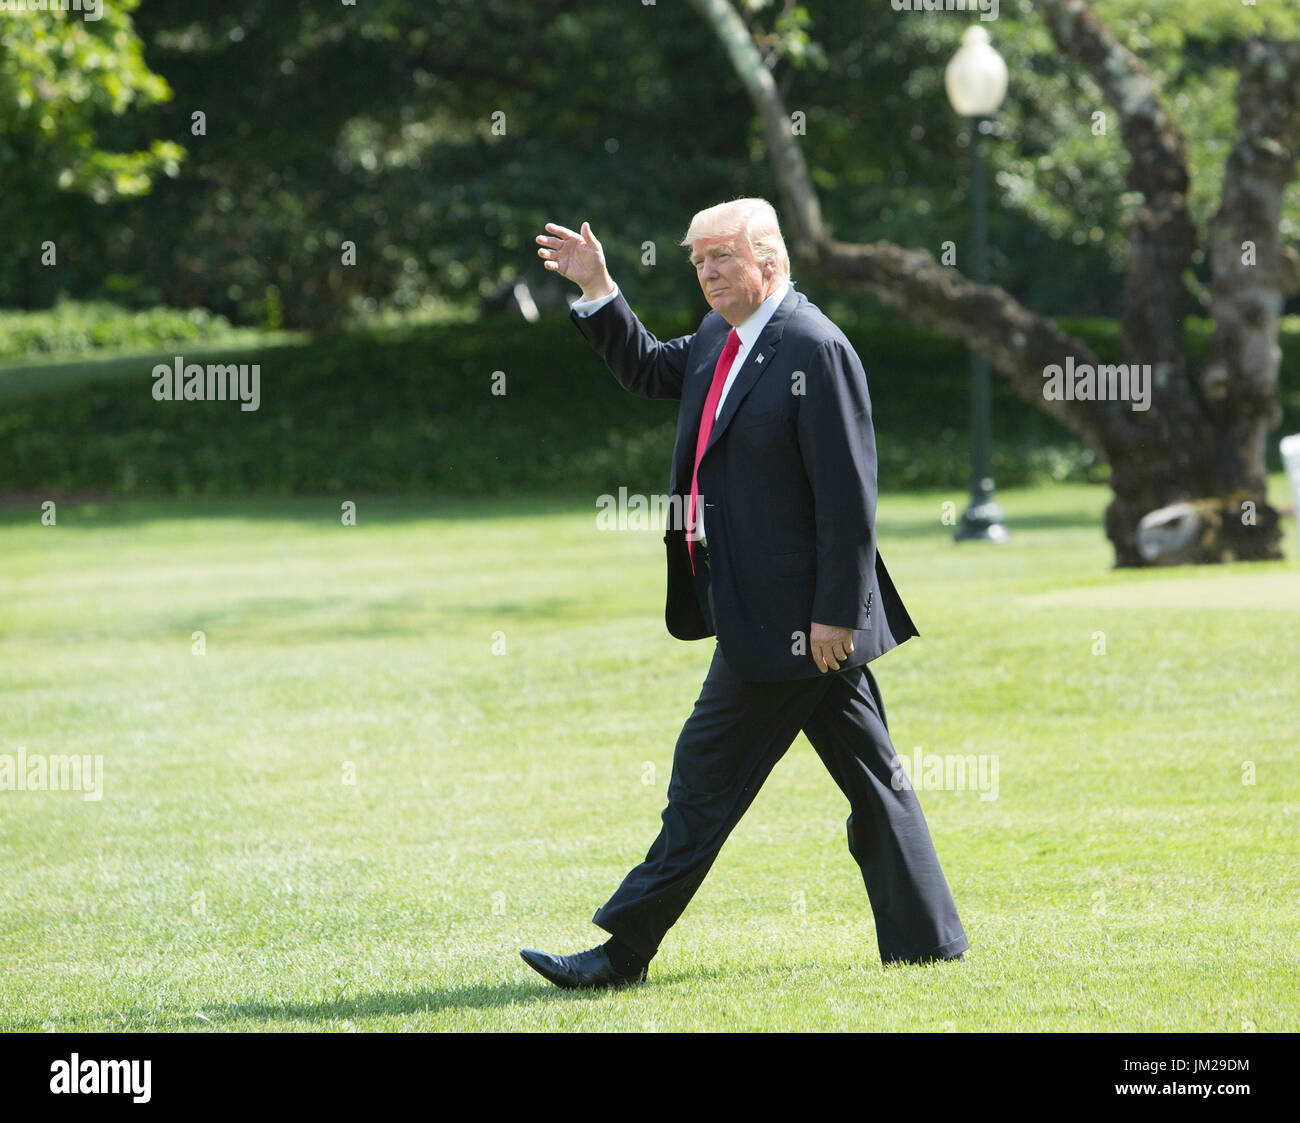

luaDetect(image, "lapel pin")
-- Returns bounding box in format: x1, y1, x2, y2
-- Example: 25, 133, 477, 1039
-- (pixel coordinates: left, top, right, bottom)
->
755, 354, 765, 364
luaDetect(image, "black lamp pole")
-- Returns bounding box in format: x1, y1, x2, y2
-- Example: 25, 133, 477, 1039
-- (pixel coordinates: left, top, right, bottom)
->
955, 115, 1008, 543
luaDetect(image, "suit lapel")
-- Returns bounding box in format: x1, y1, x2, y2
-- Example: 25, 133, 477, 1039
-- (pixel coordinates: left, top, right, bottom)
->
674, 337, 718, 494
704, 286, 801, 457
675, 286, 804, 492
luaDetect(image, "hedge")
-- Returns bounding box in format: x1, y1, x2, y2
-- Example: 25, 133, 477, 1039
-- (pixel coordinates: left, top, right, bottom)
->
3, 310, 1297, 498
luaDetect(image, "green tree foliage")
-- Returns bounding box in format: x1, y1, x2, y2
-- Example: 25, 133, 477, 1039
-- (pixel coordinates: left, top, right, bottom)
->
105, 0, 752, 327
740, 0, 1300, 316
10, 1, 1300, 327
0, 2, 183, 303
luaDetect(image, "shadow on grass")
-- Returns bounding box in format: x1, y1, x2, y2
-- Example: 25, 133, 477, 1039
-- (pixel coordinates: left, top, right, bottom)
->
880, 508, 1105, 539
0, 959, 945, 1031
215, 986, 577, 1024
0, 335, 306, 389
0, 492, 603, 529
0, 492, 1108, 537
210, 963, 760, 1026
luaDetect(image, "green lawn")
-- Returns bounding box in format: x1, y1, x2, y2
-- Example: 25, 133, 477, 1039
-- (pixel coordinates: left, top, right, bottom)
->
0, 333, 304, 403
1, 480, 1297, 1031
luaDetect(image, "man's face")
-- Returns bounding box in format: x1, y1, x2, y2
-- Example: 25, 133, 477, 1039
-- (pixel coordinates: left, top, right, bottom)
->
690, 235, 777, 326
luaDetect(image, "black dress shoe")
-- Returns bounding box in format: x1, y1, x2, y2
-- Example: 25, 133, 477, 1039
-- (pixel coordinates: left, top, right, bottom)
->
519, 945, 648, 990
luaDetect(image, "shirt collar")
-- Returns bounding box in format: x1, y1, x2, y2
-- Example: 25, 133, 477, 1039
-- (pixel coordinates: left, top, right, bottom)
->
734, 279, 790, 349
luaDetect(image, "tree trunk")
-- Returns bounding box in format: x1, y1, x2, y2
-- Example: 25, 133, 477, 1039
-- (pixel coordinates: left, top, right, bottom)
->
1038, 3, 1287, 565
689, 0, 1300, 566
1198, 37, 1300, 561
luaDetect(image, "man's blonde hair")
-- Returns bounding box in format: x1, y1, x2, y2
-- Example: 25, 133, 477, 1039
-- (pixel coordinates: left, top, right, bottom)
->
679, 197, 791, 277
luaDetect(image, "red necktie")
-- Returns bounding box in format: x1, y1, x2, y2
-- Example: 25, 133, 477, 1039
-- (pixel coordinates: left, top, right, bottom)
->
688, 328, 741, 574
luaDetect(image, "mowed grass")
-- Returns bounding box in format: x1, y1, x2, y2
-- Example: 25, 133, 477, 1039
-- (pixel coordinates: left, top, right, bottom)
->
0, 334, 305, 403
0, 479, 1297, 1032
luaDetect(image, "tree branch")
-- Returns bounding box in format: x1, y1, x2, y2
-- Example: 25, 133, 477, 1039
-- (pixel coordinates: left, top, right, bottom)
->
686, 0, 822, 254
686, 0, 1143, 449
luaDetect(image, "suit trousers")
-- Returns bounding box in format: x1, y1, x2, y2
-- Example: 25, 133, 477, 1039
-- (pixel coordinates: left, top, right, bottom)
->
591, 551, 970, 965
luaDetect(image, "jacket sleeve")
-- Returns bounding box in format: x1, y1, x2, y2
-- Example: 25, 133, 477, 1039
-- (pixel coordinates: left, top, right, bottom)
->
568, 288, 692, 401
795, 336, 878, 630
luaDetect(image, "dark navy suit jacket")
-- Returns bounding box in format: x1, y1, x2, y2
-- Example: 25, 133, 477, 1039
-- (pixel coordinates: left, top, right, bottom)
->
571, 283, 918, 682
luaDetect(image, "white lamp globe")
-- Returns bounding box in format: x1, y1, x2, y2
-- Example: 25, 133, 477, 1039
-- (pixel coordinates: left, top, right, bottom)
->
945, 26, 1008, 117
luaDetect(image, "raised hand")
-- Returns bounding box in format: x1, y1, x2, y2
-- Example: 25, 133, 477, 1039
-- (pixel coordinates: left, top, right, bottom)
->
536, 221, 616, 301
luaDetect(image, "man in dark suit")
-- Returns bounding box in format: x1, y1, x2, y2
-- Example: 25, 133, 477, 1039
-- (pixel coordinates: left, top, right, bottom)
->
523, 199, 968, 988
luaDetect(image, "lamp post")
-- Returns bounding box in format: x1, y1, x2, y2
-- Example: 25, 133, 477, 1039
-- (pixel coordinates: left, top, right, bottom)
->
945, 26, 1009, 544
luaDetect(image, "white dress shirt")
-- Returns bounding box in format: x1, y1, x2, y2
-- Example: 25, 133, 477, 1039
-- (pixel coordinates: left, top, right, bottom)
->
573, 279, 793, 545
